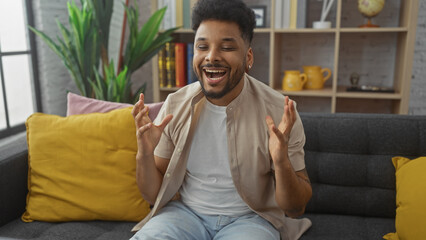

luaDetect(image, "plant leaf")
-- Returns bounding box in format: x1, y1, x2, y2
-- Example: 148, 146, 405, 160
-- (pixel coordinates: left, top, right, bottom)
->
139, 7, 167, 52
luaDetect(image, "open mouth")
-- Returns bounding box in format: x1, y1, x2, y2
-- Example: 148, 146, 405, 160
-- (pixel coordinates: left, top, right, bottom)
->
203, 68, 227, 84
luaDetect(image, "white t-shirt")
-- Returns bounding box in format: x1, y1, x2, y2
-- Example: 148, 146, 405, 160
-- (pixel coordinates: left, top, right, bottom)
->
179, 100, 252, 216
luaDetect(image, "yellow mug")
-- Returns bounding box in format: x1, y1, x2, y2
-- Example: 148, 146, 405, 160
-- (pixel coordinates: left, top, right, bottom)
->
303, 65, 332, 90
282, 70, 307, 91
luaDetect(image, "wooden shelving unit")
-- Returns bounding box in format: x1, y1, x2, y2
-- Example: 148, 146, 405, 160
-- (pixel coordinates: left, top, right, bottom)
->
151, 0, 419, 114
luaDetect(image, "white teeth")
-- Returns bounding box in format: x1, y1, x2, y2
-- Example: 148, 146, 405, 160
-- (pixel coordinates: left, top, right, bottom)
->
205, 69, 226, 73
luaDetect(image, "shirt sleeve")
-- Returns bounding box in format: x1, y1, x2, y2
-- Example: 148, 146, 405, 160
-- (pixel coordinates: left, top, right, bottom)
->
288, 108, 306, 171
153, 97, 175, 159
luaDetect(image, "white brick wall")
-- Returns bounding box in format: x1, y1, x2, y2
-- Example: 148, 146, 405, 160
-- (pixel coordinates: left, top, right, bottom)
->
33, 0, 78, 116
32, 0, 426, 115
408, 0, 426, 115
130, 0, 154, 104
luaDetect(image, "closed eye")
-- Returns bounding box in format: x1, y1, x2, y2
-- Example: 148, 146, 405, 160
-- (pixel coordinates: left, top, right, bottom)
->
222, 47, 236, 51
197, 45, 208, 51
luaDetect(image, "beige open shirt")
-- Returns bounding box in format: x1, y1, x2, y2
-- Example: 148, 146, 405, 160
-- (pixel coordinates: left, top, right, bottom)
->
132, 74, 311, 240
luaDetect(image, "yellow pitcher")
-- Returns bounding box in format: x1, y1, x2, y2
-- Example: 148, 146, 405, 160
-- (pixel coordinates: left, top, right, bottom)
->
303, 66, 332, 90
282, 70, 307, 91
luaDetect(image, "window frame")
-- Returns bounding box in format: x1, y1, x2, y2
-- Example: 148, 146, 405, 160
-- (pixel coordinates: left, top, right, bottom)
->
0, 0, 42, 139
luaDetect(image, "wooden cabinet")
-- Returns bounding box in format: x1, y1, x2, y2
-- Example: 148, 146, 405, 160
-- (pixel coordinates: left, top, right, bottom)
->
151, 0, 419, 114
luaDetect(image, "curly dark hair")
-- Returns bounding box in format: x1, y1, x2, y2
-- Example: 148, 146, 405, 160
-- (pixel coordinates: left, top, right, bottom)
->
191, 0, 256, 44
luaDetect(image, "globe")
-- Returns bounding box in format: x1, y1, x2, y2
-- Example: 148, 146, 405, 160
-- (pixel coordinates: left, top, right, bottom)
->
358, 0, 385, 28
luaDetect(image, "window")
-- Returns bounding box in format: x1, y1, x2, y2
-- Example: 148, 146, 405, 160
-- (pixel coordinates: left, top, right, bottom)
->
0, 0, 41, 139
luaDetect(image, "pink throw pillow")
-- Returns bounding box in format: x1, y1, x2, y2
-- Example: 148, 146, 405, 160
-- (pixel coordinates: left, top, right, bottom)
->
66, 92, 163, 121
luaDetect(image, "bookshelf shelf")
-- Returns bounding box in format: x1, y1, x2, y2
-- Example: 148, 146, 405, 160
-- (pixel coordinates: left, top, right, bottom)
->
336, 93, 402, 100
339, 27, 407, 33
152, 0, 419, 114
336, 86, 402, 100
254, 28, 273, 33
278, 87, 334, 97
275, 28, 337, 33
159, 87, 182, 92
336, 92, 401, 100
174, 29, 194, 33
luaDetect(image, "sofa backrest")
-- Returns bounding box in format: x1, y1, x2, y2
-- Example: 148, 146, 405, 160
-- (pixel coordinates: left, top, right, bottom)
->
299, 113, 426, 218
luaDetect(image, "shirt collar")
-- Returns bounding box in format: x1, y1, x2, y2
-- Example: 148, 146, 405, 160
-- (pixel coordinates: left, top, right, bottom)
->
227, 73, 248, 111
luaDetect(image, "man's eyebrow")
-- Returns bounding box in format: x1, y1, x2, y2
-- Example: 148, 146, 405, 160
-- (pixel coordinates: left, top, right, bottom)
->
195, 37, 206, 42
195, 37, 237, 42
222, 37, 236, 42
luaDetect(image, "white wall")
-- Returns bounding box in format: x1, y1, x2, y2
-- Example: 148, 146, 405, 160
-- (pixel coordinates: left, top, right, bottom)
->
33, 0, 78, 115
409, 0, 426, 115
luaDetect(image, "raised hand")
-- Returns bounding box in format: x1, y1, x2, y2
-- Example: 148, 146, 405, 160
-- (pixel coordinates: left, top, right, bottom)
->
265, 96, 297, 165
132, 93, 173, 158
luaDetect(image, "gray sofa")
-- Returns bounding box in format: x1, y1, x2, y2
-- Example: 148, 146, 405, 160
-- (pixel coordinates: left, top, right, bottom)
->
1, 113, 425, 240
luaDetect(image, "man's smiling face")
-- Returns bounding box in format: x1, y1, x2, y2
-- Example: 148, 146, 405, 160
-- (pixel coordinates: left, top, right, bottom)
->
193, 20, 253, 106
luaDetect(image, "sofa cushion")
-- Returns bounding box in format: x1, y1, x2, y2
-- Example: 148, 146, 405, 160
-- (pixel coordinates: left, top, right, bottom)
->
300, 213, 394, 240
383, 156, 426, 240
22, 107, 150, 222
0, 219, 135, 240
300, 113, 426, 219
66, 92, 132, 116
305, 152, 396, 218
66, 92, 163, 121
301, 113, 424, 155
0, 149, 28, 227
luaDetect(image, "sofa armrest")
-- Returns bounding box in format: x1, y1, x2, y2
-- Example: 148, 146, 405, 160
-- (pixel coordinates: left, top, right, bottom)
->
0, 133, 28, 227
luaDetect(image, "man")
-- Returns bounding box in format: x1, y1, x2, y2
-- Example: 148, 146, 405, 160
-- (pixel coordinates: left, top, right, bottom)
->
130, 0, 312, 239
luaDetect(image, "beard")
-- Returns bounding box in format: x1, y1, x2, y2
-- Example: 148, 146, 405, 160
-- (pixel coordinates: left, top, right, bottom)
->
196, 61, 246, 99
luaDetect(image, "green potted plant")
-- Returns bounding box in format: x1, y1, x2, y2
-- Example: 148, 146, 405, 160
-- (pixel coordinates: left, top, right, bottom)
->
29, 0, 178, 103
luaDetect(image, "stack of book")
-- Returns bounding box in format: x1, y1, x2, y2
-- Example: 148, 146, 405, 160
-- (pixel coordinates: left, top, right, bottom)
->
158, 0, 198, 29
275, 0, 307, 29
158, 42, 197, 89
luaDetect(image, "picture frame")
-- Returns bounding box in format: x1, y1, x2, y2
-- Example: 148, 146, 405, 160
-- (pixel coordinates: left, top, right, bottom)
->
250, 6, 266, 28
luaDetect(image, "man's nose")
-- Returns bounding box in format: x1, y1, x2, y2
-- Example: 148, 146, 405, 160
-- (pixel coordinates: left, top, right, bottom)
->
205, 48, 221, 62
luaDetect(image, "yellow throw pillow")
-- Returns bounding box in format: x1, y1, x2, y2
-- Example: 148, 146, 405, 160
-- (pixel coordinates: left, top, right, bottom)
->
383, 156, 426, 240
22, 107, 150, 222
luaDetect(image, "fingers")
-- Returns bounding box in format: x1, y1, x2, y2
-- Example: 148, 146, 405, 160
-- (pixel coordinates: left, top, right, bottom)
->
266, 116, 280, 135
273, 127, 284, 141
158, 114, 173, 130
288, 99, 296, 122
266, 115, 285, 142
282, 96, 296, 134
282, 96, 292, 122
134, 105, 150, 128
136, 114, 173, 139
265, 115, 275, 130
133, 93, 152, 129
132, 93, 145, 118
131, 94, 142, 116
136, 122, 152, 137
139, 93, 145, 110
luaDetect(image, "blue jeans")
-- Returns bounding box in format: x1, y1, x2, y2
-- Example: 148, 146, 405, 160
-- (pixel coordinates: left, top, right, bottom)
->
130, 200, 280, 240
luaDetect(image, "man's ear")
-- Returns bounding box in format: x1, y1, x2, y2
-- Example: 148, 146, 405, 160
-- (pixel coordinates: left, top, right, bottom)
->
246, 47, 254, 73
